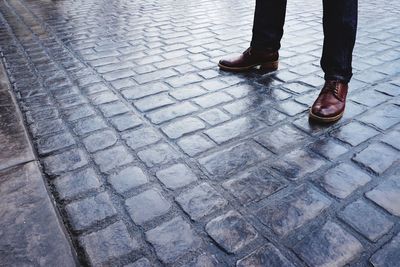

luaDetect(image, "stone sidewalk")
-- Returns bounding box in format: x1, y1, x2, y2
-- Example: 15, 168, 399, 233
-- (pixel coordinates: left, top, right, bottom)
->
0, 54, 76, 265
0, 0, 399, 266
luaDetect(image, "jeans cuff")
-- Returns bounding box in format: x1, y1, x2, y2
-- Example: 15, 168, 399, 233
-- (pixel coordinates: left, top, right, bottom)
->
324, 73, 352, 84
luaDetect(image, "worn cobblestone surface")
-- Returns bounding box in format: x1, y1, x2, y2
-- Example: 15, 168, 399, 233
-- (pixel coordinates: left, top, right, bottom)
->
0, 0, 399, 266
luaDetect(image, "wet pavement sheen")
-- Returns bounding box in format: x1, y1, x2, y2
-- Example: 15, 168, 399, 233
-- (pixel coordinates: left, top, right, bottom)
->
0, 0, 399, 266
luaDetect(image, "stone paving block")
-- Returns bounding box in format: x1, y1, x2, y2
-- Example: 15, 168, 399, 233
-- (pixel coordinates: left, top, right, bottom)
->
73, 116, 108, 136
146, 102, 198, 124
205, 210, 258, 253
35, 131, 75, 155
63, 104, 95, 121
370, 233, 400, 267
43, 148, 88, 175
353, 143, 399, 174
121, 82, 169, 100
177, 134, 215, 156
30, 118, 66, 138
25, 107, 59, 124
80, 221, 139, 266
108, 166, 148, 194
122, 127, 161, 150
166, 73, 203, 87
236, 243, 295, 267
359, 104, 400, 130
223, 96, 269, 116
254, 108, 287, 126
88, 91, 119, 105
161, 117, 206, 139
66, 192, 117, 231
156, 163, 197, 189
257, 185, 331, 236
134, 93, 175, 112
169, 85, 207, 100
205, 116, 262, 144
145, 217, 201, 264
277, 100, 307, 116
199, 142, 270, 178
381, 129, 400, 150
319, 163, 371, 199
125, 189, 171, 225
176, 183, 228, 220
340, 199, 394, 242
309, 139, 348, 160
137, 143, 180, 167
366, 176, 400, 216
222, 166, 285, 205
198, 108, 230, 126
93, 145, 134, 172
331, 121, 380, 146
193, 92, 233, 108
99, 101, 130, 117
351, 90, 390, 107
54, 168, 102, 200
254, 124, 307, 154
271, 149, 326, 180
82, 129, 118, 153
110, 113, 142, 131
293, 221, 363, 267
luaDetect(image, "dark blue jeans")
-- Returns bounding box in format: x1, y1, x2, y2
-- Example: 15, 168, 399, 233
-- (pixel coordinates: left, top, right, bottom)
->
250, 0, 358, 83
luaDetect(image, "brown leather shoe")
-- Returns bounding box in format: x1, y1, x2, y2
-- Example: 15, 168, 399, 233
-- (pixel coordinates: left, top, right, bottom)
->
218, 47, 279, 72
309, 80, 348, 123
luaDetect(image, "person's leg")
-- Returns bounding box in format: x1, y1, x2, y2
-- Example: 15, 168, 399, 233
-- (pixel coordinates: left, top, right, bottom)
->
321, 0, 358, 83
251, 0, 288, 51
219, 0, 287, 72
309, 0, 358, 123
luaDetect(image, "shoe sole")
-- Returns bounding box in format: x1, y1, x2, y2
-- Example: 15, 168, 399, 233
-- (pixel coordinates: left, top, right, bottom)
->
218, 60, 279, 72
309, 109, 344, 123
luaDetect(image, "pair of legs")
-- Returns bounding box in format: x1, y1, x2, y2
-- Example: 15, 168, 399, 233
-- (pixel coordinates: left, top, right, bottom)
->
219, 0, 358, 122
251, 0, 358, 83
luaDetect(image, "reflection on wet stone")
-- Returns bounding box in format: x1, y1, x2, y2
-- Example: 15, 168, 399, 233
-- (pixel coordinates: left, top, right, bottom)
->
223, 166, 286, 205
206, 210, 258, 253
366, 176, 400, 216
156, 163, 197, 189
54, 168, 101, 200
125, 189, 171, 225
340, 200, 394, 242
108, 166, 148, 194
137, 143, 180, 167
353, 143, 399, 175
80, 221, 139, 266
199, 142, 270, 178
370, 233, 400, 267
254, 124, 307, 154
145, 217, 201, 264
256, 185, 331, 236
205, 116, 262, 144
176, 183, 228, 221
309, 139, 348, 160
43, 148, 88, 176
319, 163, 371, 199
271, 149, 325, 180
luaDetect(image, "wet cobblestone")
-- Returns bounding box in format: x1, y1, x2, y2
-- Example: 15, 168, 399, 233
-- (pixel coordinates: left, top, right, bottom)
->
0, 0, 399, 265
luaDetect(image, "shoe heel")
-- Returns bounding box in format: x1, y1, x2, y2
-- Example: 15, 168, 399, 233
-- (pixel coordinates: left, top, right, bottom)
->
260, 60, 279, 71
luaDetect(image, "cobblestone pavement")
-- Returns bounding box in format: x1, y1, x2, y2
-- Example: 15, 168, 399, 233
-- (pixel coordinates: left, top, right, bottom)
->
0, 0, 400, 266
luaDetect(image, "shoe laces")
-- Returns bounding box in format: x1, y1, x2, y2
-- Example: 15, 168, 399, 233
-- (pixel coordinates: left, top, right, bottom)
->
243, 47, 252, 56
323, 81, 342, 100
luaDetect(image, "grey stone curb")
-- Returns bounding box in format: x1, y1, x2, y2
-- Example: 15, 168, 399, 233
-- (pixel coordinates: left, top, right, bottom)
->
0, 56, 78, 266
